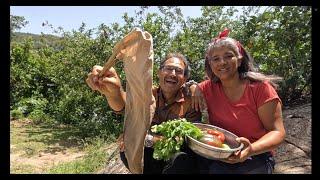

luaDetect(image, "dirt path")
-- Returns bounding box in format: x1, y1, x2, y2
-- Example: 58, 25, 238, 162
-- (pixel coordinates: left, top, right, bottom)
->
100, 103, 312, 174
10, 120, 86, 173
10, 150, 85, 173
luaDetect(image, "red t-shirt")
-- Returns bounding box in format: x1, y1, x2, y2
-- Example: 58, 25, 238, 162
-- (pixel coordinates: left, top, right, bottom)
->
198, 80, 281, 143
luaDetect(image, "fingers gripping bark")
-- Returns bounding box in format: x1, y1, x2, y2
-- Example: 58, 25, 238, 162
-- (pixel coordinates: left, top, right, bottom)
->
86, 65, 123, 97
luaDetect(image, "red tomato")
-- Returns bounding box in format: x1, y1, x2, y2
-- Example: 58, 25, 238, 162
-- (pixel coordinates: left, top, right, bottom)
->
207, 129, 225, 143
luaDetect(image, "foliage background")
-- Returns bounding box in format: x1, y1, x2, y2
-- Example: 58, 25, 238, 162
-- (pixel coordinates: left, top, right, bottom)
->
10, 6, 312, 141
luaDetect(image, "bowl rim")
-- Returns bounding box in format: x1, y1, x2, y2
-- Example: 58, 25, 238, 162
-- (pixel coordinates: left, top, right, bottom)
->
187, 123, 244, 152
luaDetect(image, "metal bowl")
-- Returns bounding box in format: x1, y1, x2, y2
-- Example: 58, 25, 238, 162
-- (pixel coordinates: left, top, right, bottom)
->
186, 123, 244, 160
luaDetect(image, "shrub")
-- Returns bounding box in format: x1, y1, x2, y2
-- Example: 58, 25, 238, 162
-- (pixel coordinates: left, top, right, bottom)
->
10, 109, 24, 120
28, 109, 52, 125
14, 97, 48, 116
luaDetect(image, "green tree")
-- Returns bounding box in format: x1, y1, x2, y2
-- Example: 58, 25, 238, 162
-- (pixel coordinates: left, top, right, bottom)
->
169, 6, 239, 82
10, 15, 29, 40
237, 6, 311, 104
10, 6, 311, 140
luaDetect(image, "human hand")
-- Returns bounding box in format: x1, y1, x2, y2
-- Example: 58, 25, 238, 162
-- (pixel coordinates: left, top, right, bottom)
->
220, 137, 253, 164
86, 65, 122, 97
152, 134, 164, 144
190, 84, 206, 112
144, 133, 164, 148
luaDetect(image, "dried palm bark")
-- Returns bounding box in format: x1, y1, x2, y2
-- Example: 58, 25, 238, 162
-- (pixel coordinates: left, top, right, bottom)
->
100, 28, 155, 174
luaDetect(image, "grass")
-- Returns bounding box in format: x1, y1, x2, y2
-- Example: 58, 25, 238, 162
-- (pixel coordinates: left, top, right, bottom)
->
48, 138, 108, 174
10, 119, 116, 174
11, 121, 49, 157
10, 120, 83, 157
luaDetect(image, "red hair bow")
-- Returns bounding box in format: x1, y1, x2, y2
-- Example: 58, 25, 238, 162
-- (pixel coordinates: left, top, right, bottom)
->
212, 28, 244, 56
218, 28, 230, 39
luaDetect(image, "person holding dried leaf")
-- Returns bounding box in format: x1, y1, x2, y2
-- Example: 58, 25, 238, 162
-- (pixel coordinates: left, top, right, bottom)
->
86, 52, 202, 174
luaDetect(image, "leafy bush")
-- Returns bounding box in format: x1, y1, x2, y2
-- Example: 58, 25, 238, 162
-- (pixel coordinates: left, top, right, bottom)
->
13, 97, 48, 116
10, 109, 24, 120
10, 6, 311, 142
28, 109, 52, 124
51, 87, 123, 139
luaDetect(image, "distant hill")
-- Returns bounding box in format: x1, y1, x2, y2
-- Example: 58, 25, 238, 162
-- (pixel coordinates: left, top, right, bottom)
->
11, 32, 63, 49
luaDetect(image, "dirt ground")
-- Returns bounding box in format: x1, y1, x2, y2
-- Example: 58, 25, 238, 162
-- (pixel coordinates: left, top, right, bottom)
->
100, 103, 312, 174
10, 120, 86, 173
273, 103, 311, 174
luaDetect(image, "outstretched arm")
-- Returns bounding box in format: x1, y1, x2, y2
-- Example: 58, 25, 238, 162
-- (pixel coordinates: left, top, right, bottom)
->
86, 65, 126, 111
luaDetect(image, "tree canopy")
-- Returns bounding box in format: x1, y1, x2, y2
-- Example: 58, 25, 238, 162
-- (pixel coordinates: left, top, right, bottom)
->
10, 6, 311, 139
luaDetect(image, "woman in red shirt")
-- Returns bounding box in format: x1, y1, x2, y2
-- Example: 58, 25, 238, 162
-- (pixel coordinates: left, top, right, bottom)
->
191, 29, 286, 174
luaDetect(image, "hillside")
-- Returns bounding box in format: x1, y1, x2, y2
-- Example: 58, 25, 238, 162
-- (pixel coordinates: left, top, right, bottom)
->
11, 32, 63, 49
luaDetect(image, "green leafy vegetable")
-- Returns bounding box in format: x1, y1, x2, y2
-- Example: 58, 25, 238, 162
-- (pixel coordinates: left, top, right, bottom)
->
151, 118, 203, 161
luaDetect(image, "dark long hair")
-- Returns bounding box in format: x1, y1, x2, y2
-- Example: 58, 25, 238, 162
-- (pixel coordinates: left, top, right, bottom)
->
205, 39, 282, 89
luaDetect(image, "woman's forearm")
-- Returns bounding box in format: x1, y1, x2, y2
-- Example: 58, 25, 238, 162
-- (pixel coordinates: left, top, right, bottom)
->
250, 130, 286, 156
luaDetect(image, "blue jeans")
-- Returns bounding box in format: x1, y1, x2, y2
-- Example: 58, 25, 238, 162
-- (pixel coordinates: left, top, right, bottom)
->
197, 152, 275, 174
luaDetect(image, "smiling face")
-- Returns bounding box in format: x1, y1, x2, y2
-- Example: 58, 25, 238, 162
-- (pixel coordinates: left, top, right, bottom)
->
158, 57, 187, 96
207, 46, 242, 82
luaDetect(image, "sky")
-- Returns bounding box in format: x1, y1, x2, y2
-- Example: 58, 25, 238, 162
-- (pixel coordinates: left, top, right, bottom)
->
10, 6, 204, 36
